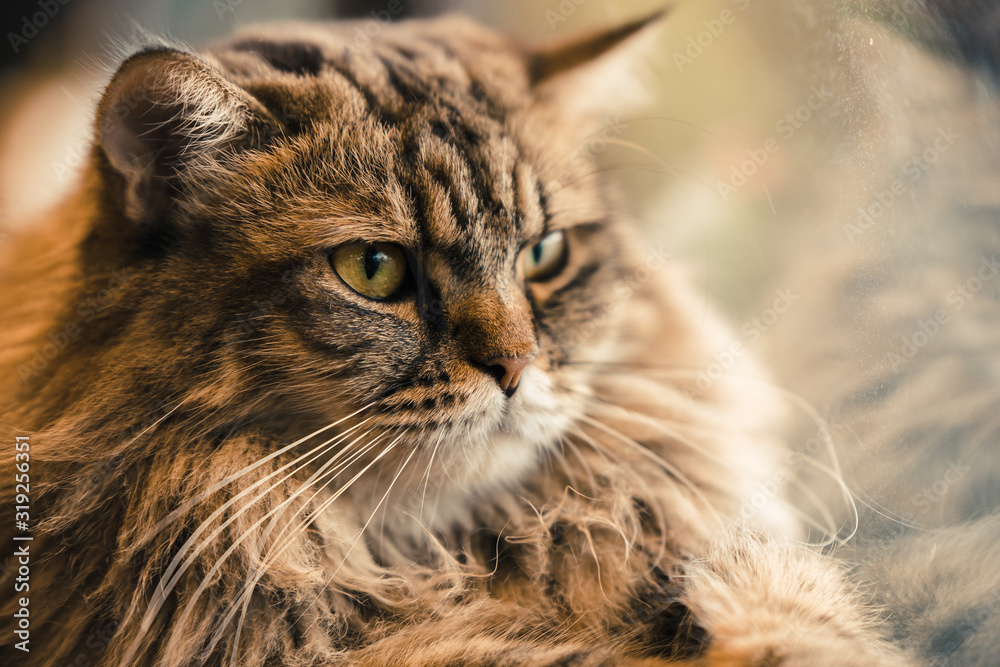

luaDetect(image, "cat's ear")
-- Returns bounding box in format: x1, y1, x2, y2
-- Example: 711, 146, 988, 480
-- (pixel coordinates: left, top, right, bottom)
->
528, 10, 666, 120
95, 48, 275, 222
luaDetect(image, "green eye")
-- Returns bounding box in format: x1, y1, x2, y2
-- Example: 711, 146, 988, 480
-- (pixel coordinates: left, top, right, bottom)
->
522, 230, 567, 281
331, 242, 408, 299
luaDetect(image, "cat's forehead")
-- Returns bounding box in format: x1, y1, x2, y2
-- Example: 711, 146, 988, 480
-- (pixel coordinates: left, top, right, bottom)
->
210, 21, 551, 263
214, 18, 532, 131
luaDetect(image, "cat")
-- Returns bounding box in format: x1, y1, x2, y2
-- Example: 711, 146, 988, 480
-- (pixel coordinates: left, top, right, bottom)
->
0, 13, 911, 666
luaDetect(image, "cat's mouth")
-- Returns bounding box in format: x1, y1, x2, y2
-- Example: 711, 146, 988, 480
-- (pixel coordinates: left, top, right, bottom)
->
337, 361, 586, 524
333, 366, 578, 534
367, 366, 578, 532
384, 365, 574, 468
447, 366, 575, 470
454, 364, 573, 440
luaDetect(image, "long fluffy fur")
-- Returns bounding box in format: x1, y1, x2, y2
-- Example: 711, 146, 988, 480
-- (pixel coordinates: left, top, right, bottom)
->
0, 15, 910, 667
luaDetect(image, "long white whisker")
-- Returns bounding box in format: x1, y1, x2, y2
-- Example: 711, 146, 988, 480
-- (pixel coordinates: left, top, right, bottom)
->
566, 426, 668, 555
575, 394, 821, 542
571, 368, 860, 546
251, 439, 419, 661
224, 430, 407, 666
206, 432, 408, 663
171, 431, 401, 665
126, 412, 381, 667
575, 414, 725, 527
253, 428, 394, 550
331, 442, 418, 576
146, 402, 376, 537
418, 431, 444, 523
550, 437, 587, 490
150, 418, 378, 607
578, 396, 742, 474
560, 435, 601, 491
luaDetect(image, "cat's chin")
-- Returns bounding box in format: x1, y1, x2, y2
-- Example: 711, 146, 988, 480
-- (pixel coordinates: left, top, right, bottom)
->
368, 365, 581, 537
464, 365, 576, 474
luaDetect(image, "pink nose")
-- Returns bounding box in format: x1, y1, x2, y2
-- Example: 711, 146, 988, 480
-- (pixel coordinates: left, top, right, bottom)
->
483, 355, 535, 397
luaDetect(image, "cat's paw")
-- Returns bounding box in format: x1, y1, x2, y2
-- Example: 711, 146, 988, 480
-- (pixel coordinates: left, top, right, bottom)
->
702, 627, 913, 666
681, 535, 913, 666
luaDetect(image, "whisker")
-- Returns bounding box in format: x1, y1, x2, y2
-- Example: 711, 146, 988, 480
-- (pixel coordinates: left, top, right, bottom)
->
126, 412, 383, 666
214, 433, 412, 663
573, 394, 822, 541
418, 431, 444, 523
153, 417, 379, 598
575, 393, 742, 473
567, 368, 859, 547
327, 441, 418, 577
551, 436, 592, 490
175, 430, 403, 665
566, 426, 668, 560
225, 430, 408, 665
786, 473, 843, 546
574, 414, 725, 528
145, 402, 377, 538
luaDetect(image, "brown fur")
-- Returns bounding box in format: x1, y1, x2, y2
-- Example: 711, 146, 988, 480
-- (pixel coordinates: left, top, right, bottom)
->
0, 15, 909, 667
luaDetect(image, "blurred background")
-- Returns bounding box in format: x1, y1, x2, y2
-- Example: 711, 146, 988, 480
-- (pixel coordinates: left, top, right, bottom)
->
2, 0, 999, 556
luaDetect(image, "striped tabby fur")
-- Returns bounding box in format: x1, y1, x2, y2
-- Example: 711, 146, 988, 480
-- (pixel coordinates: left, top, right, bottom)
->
0, 14, 909, 667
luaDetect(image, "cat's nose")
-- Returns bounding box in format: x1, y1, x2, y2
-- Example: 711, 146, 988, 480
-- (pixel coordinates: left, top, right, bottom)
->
482, 354, 536, 397
449, 287, 538, 397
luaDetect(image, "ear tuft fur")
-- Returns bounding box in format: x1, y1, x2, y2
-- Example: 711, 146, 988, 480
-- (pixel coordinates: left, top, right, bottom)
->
529, 8, 669, 85
528, 9, 668, 120
96, 49, 271, 222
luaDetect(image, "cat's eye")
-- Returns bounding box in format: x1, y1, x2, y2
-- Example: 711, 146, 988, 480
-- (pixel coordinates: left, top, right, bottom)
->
522, 230, 567, 282
330, 242, 408, 300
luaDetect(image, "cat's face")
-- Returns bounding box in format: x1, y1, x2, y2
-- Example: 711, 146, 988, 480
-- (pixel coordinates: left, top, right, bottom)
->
88, 18, 647, 510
